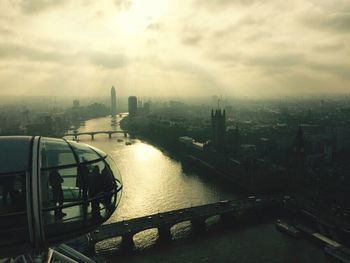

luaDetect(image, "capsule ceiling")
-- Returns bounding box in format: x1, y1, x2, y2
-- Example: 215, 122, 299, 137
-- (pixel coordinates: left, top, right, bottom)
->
0, 136, 32, 174
0, 136, 108, 174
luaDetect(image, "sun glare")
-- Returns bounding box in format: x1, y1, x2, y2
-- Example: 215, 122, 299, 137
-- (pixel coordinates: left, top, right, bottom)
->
134, 143, 159, 161
116, 0, 168, 37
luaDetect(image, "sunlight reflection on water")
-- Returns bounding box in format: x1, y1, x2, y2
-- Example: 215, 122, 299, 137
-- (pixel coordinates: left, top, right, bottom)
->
74, 116, 235, 250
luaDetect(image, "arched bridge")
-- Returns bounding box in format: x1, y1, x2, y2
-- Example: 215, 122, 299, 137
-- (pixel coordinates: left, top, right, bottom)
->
64, 130, 128, 140
90, 196, 282, 250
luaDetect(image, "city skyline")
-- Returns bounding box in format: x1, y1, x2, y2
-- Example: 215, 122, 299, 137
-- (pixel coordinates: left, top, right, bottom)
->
0, 0, 350, 98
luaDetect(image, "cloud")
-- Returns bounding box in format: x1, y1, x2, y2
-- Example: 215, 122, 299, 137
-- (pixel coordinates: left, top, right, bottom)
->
0, 42, 66, 62
313, 42, 346, 52
0, 26, 15, 36
195, 0, 259, 10
246, 53, 305, 69
17, 0, 68, 14
182, 34, 202, 46
0, 0, 349, 97
147, 22, 163, 31
243, 31, 271, 42
114, 0, 132, 11
306, 0, 350, 12
89, 52, 129, 69
181, 25, 203, 46
303, 12, 350, 33
213, 16, 265, 39
211, 52, 243, 67
308, 62, 350, 80
0, 41, 129, 69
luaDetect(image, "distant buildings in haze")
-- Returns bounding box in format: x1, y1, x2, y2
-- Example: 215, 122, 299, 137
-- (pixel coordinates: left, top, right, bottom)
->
128, 96, 137, 117
127, 96, 151, 117
73, 100, 80, 108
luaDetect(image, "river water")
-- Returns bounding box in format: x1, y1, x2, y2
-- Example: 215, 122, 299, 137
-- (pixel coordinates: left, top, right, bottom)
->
72, 116, 331, 263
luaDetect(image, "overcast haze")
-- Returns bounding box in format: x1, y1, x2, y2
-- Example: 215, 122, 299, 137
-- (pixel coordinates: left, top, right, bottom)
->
0, 0, 349, 98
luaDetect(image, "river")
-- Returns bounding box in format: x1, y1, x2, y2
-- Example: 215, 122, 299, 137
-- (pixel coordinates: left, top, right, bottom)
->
71, 116, 331, 263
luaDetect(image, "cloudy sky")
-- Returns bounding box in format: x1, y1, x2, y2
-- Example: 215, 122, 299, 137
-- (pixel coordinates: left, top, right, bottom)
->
0, 0, 349, 98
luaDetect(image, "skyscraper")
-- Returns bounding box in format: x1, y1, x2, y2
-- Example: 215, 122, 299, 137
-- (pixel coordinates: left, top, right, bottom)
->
128, 96, 137, 117
111, 86, 117, 116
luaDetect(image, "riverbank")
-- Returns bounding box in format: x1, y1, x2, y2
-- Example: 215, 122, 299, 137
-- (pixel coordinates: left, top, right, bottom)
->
75, 116, 330, 263
121, 116, 294, 196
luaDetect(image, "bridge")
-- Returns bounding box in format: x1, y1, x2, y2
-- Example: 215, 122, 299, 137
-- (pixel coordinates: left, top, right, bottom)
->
89, 196, 282, 251
64, 130, 128, 140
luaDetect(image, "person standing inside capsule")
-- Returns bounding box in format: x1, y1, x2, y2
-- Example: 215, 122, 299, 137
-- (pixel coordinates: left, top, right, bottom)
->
89, 166, 102, 221
49, 169, 66, 219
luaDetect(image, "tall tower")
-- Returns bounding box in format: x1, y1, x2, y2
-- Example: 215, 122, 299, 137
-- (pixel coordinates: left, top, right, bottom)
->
211, 109, 226, 150
111, 86, 117, 117
128, 96, 137, 117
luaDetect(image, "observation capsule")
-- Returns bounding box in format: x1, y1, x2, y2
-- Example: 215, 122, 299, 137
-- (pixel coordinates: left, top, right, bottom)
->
0, 136, 122, 257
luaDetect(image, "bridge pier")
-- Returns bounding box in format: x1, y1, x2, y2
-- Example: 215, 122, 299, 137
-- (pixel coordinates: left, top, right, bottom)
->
191, 218, 206, 233
91, 134, 95, 140
220, 212, 236, 226
108, 133, 112, 139
158, 225, 171, 241
121, 232, 134, 250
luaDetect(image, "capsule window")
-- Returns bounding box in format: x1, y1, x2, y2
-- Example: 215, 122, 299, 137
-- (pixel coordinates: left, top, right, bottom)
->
41, 166, 85, 238
41, 138, 76, 168
0, 172, 29, 246
40, 158, 118, 239
86, 160, 116, 221
105, 156, 122, 199
67, 141, 101, 163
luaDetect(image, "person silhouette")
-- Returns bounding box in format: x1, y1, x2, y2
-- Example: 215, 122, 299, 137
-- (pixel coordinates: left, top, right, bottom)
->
89, 166, 102, 220
49, 169, 66, 219
101, 165, 115, 213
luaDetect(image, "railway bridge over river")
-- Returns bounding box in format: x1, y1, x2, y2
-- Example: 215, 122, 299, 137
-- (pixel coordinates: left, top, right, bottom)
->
64, 130, 128, 140
90, 196, 282, 250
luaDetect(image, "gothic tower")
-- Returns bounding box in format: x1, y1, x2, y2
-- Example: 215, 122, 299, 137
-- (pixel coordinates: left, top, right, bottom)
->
211, 109, 226, 150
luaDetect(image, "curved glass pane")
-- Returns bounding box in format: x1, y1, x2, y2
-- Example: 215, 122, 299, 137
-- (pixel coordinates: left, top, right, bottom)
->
105, 156, 122, 184
41, 166, 84, 238
88, 145, 107, 158
67, 141, 101, 163
40, 138, 76, 169
105, 156, 122, 206
86, 160, 116, 222
41, 157, 119, 239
